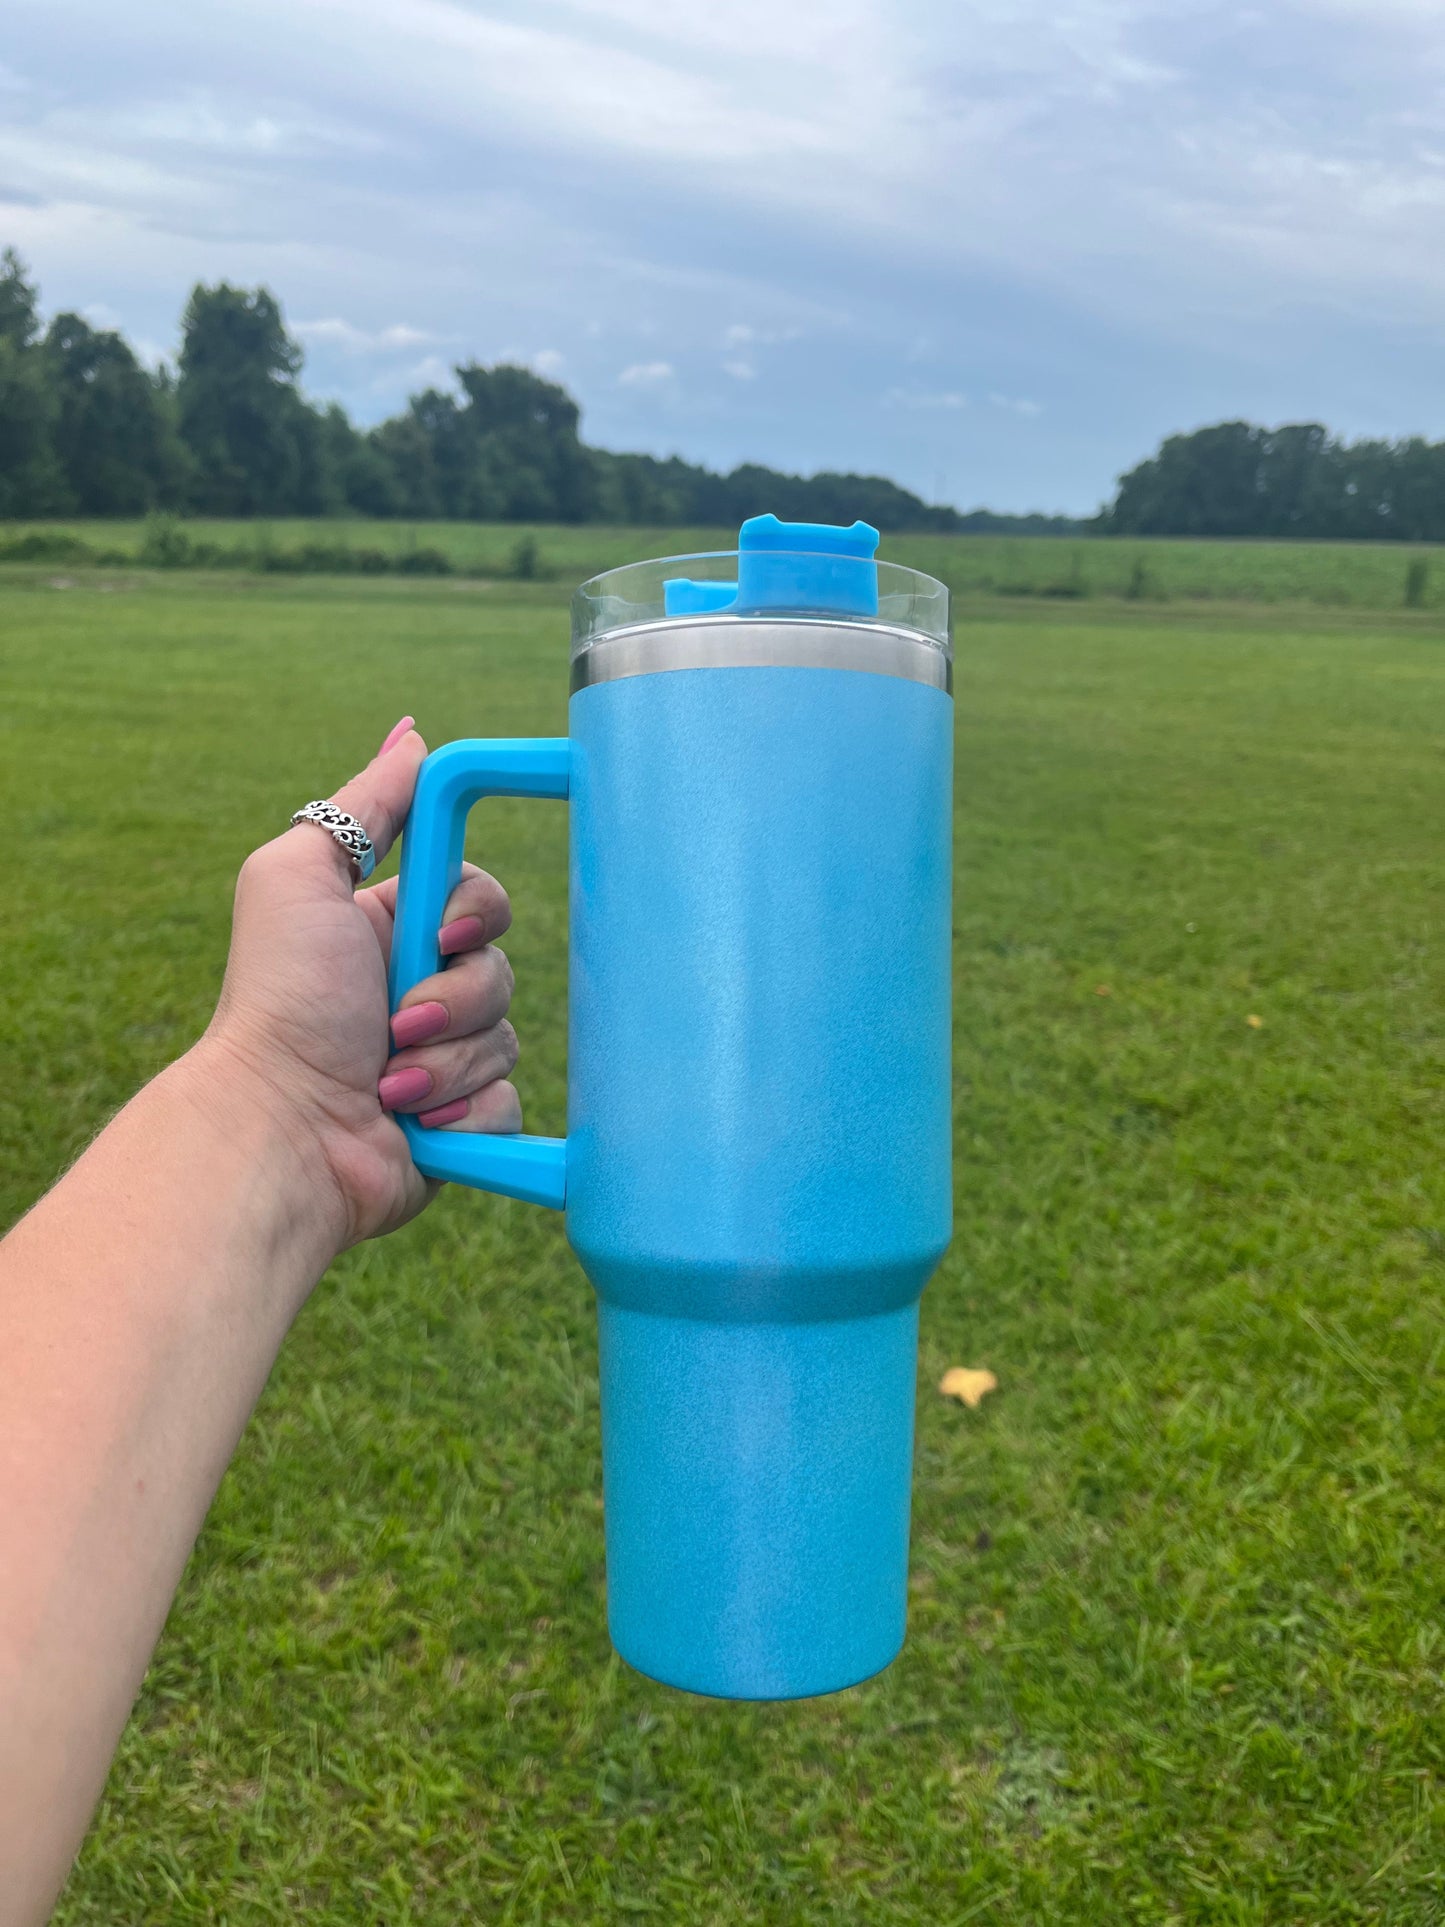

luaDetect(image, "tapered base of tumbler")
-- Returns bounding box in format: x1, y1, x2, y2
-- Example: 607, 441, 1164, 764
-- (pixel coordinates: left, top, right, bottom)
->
596, 1299, 919, 1701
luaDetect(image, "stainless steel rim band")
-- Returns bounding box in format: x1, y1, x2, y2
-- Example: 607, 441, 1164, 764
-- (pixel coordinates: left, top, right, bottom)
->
570, 618, 953, 695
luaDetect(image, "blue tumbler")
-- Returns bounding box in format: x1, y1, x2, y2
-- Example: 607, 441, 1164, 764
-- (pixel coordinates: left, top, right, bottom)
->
389, 515, 953, 1699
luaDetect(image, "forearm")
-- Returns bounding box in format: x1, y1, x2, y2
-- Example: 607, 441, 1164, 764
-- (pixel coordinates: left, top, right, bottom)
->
0, 1042, 344, 1925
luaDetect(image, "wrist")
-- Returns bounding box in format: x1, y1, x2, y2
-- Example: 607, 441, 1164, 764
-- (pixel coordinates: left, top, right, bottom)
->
169, 1034, 352, 1277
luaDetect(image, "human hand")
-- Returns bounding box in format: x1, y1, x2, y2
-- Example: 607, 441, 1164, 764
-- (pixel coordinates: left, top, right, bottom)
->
203, 716, 522, 1250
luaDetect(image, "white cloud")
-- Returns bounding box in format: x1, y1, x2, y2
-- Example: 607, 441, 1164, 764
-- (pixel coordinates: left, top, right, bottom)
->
887, 387, 969, 410
722, 358, 756, 380
1294, 0, 1442, 16
129, 102, 289, 154
381, 322, 433, 349
532, 347, 565, 376
279, 0, 888, 180
0, 118, 218, 217
67, 89, 383, 163
402, 353, 454, 391
295, 315, 438, 351
617, 359, 675, 386
989, 393, 1044, 418
724, 320, 805, 349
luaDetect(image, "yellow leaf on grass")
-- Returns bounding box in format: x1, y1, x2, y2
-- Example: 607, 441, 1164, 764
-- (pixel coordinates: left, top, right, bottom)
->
1246, 1013, 1264, 1029
939, 1366, 998, 1409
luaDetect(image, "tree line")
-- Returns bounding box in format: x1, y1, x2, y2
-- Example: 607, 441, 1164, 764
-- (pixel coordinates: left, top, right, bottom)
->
8, 249, 1441, 540
1100, 419, 1445, 541
0, 250, 1001, 532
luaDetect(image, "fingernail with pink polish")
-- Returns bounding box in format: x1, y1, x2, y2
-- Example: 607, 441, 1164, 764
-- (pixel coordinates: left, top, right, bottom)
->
378, 714, 415, 758
390, 1000, 448, 1049
378, 1066, 432, 1109
438, 916, 485, 957
418, 1096, 469, 1128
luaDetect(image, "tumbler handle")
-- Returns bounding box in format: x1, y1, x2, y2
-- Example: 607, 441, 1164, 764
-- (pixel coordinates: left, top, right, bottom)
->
388, 738, 570, 1210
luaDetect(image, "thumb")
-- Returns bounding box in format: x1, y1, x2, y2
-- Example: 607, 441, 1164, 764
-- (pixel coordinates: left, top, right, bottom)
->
330, 718, 428, 869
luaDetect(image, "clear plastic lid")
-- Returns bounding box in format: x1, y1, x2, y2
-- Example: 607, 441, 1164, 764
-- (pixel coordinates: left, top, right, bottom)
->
570, 518, 950, 662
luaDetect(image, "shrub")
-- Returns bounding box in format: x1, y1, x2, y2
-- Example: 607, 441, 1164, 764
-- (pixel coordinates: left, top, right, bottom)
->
290, 542, 357, 573
1124, 558, 1153, 600
138, 515, 196, 568
0, 517, 469, 578
507, 533, 541, 580
394, 546, 453, 576
0, 529, 96, 563
1404, 557, 1429, 608
1032, 551, 1090, 599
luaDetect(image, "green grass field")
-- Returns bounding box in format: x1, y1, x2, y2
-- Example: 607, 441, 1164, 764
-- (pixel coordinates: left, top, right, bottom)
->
10, 515, 1445, 608
3, 560, 1445, 1922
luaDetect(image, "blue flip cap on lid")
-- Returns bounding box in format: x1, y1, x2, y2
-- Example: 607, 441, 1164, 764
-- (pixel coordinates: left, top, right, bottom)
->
663, 513, 880, 620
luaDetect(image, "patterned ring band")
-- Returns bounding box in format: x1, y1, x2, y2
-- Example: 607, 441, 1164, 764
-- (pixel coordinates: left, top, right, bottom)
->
290, 800, 377, 883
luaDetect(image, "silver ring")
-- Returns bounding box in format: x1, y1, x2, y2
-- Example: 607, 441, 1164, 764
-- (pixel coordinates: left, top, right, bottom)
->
290, 800, 376, 883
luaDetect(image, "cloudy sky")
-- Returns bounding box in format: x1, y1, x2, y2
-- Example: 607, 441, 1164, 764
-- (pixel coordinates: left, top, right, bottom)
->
3, 0, 1444, 512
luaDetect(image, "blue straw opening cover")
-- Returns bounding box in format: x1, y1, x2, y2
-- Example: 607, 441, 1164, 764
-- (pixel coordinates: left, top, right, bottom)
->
664, 514, 880, 620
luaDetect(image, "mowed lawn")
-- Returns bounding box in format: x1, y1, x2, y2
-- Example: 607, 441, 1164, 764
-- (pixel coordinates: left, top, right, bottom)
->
2, 568, 1444, 1923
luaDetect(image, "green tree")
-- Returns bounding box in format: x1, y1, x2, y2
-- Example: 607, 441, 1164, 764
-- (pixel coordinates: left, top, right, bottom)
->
1107, 421, 1267, 536
1103, 419, 1445, 541
43, 313, 189, 514
176, 284, 318, 514
0, 245, 40, 350
318, 404, 400, 516
1378, 435, 1445, 542
369, 411, 443, 517
455, 363, 595, 521
407, 386, 504, 519
0, 250, 63, 515
287, 398, 347, 517
1255, 423, 1331, 535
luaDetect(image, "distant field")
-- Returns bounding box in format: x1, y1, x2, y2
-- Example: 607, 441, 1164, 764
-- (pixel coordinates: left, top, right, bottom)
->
6, 517, 1445, 609
4, 570, 1444, 1921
